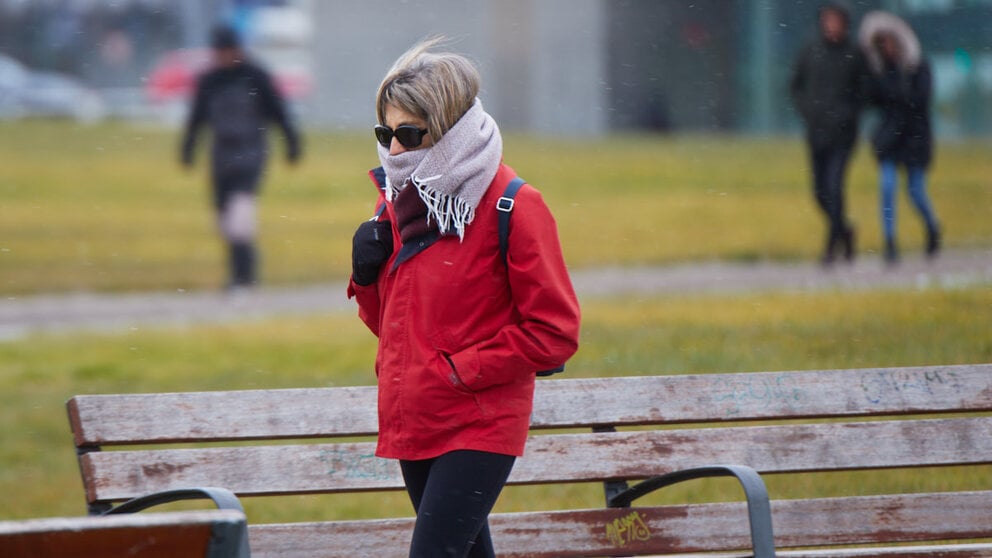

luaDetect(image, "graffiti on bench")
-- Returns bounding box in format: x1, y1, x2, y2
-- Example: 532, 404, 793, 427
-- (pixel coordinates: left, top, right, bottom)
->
861, 368, 964, 405
319, 447, 395, 481
713, 373, 807, 416
605, 510, 652, 548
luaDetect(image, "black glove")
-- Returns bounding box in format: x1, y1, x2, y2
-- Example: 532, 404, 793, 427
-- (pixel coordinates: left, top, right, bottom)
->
352, 220, 394, 286
286, 137, 302, 164
180, 139, 195, 168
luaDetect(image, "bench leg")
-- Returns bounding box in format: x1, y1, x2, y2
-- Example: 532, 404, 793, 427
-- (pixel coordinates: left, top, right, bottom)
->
594, 426, 632, 506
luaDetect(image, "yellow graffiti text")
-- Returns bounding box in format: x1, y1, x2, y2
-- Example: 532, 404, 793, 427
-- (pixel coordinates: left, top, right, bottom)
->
605, 510, 651, 547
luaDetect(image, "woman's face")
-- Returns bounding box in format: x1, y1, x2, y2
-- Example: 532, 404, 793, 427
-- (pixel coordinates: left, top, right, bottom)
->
877, 34, 900, 63
383, 104, 434, 156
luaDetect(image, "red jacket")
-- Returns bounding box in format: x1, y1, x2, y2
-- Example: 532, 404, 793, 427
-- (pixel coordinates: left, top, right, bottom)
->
348, 163, 581, 460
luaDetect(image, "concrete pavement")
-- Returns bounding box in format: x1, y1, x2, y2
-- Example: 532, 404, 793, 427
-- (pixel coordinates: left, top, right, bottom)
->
2, 248, 989, 341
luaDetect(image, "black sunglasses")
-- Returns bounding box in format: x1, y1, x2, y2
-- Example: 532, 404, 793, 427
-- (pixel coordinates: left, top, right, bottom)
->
374, 125, 429, 149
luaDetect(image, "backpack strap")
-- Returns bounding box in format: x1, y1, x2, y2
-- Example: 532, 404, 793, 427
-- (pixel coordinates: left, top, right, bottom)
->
497, 176, 565, 377
369, 167, 388, 221
497, 176, 526, 267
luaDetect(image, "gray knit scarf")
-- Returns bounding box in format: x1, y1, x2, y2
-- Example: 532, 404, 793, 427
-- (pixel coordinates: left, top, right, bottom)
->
378, 98, 503, 240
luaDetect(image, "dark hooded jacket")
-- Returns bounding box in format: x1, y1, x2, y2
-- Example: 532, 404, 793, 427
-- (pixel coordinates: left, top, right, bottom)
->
868, 60, 932, 168
790, 5, 870, 150
181, 60, 300, 205
863, 18, 933, 169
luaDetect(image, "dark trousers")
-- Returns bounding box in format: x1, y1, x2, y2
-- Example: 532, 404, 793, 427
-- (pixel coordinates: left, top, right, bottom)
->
809, 144, 853, 261
227, 242, 256, 287
214, 175, 259, 288
400, 450, 516, 558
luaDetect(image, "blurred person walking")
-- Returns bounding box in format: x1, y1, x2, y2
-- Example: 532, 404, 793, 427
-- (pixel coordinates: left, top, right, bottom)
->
860, 11, 940, 265
790, 1, 870, 266
180, 25, 301, 290
347, 38, 580, 557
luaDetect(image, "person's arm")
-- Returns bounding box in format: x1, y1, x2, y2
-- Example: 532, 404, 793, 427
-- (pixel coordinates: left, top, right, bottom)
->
446, 186, 581, 391
906, 60, 931, 110
254, 67, 301, 163
855, 49, 875, 109
347, 193, 393, 337
789, 46, 810, 121
180, 75, 209, 167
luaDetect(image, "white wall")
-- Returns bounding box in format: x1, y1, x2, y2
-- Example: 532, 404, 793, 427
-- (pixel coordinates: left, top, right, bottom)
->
308, 0, 607, 135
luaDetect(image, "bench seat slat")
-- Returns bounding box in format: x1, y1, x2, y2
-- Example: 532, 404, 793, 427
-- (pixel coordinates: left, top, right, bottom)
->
244, 491, 992, 558
81, 417, 992, 503
645, 546, 992, 558
67, 364, 992, 446
0, 510, 246, 558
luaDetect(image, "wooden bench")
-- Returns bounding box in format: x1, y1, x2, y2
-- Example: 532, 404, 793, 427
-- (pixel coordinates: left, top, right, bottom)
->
0, 509, 248, 557
67, 363, 992, 557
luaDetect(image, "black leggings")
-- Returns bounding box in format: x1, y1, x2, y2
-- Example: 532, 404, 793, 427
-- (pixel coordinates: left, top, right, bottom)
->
400, 450, 516, 558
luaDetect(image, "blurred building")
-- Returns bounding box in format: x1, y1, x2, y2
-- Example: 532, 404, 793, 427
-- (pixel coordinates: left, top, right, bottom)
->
0, 0, 989, 136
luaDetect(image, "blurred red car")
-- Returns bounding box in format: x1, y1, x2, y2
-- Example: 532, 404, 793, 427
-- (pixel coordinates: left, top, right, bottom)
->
145, 48, 312, 104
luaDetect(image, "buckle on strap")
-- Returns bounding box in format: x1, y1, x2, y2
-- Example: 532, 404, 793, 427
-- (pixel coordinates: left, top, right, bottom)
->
497, 196, 515, 212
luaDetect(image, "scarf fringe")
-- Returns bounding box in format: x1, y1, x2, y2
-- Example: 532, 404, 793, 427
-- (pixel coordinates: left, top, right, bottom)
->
413, 177, 475, 241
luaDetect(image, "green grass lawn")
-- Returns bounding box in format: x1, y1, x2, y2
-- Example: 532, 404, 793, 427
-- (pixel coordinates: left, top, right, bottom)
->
1, 120, 990, 525
1, 121, 990, 294
1, 286, 990, 522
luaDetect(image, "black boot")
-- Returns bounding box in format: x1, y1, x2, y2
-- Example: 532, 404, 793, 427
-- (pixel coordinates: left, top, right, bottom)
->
884, 237, 899, 266
841, 225, 855, 263
821, 228, 838, 267
926, 226, 941, 258
228, 242, 257, 289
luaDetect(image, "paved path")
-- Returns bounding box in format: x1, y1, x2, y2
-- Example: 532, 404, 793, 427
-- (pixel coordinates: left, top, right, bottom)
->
2, 248, 990, 341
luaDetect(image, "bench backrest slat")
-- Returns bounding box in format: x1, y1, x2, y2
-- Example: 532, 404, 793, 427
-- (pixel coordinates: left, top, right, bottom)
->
243, 491, 992, 558
67, 364, 992, 446
532, 364, 992, 427
80, 416, 992, 504
68, 386, 380, 446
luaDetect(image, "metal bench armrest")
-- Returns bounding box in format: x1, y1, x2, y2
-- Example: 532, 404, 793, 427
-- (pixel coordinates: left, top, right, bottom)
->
103, 487, 249, 558
607, 464, 775, 558
103, 487, 245, 515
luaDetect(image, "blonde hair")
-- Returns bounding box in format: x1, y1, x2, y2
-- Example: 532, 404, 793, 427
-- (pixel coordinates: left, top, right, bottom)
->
375, 37, 481, 142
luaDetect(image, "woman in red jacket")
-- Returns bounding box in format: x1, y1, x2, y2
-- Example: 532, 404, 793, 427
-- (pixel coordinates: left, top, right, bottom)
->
347, 38, 580, 557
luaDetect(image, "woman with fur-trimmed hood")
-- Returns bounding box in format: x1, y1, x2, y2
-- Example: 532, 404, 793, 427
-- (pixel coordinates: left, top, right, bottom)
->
859, 11, 941, 263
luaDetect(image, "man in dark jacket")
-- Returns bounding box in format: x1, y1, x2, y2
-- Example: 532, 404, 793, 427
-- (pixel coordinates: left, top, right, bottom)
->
181, 25, 302, 289
790, 2, 869, 265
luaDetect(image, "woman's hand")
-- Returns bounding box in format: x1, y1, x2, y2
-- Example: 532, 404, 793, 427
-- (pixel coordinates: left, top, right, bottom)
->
352, 220, 394, 286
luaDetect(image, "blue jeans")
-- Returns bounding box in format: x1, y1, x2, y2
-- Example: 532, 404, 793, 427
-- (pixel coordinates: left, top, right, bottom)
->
879, 160, 939, 242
